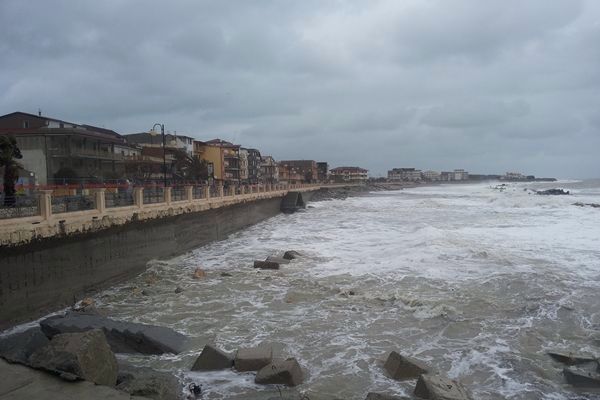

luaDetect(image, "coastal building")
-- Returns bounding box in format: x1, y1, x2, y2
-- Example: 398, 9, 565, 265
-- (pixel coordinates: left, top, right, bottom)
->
453, 169, 469, 180
123, 132, 195, 156
193, 139, 240, 183
0, 111, 136, 184
246, 148, 262, 184
278, 160, 317, 184
239, 149, 249, 182
388, 168, 422, 182
317, 162, 329, 182
260, 156, 279, 184
422, 170, 441, 181
330, 166, 368, 183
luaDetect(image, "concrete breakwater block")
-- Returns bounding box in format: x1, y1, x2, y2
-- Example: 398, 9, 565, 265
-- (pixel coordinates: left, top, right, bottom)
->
414, 374, 471, 400
117, 361, 181, 400
548, 351, 598, 366
255, 358, 304, 386
366, 393, 412, 400
40, 313, 188, 355
0, 327, 50, 365
28, 329, 118, 386
234, 345, 273, 372
564, 364, 600, 388
191, 344, 234, 371
384, 351, 430, 380
283, 250, 301, 260
254, 260, 280, 269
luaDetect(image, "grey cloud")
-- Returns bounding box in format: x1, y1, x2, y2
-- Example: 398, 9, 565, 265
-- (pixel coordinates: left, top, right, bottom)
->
0, 0, 599, 178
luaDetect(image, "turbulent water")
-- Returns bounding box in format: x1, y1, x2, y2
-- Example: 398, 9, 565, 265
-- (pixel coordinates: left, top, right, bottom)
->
93, 181, 599, 399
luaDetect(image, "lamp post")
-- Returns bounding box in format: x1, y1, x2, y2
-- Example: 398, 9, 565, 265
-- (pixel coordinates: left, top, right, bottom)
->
150, 123, 167, 187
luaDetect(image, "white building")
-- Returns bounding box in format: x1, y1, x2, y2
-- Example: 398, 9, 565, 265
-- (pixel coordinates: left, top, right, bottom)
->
422, 170, 441, 181
388, 168, 422, 181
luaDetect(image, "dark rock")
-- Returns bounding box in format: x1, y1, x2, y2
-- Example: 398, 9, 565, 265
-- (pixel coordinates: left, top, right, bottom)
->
141, 290, 152, 296
220, 272, 233, 277
283, 251, 301, 260
255, 358, 304, 386
28, 329, 118, 386
266, 256, 291, 265
384, 351, 430, 380
536, 189, 570, 195
564, 364, 600, 388
191, 344, 234, 371
227, 388, 302, 400
234, 345, 273, 372
366, 393, 411, 400
117, 361, 181, 400
414, 374, 471, 400
40, 313, 187, 355
253, 260, 280, 270
174, 286, 184, 294
0, 327, 50, 365
548, 352, 597, 366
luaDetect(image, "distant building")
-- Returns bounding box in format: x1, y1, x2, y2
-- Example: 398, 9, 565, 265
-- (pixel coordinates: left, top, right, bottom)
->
278, 160, 317, 184
422, 170, 441, 181
453, 169, 469, 180
316, 162, 329, 182
0, 111, 135, 184
388, 168, 422, 182
330, 166, 368, 183
260, 156, 279, 184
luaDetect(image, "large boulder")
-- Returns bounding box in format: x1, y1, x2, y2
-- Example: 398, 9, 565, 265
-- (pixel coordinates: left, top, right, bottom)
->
28, 329, 118, 386
548, 352, 597, 366
283, 251, 301, 260
40, 313, 187, 355
366, 393, 411, 400
564, 364, 600, 388
255, 358, 304, 386
414, 374, 471, 400
191, 344, 234, 371
384, 351, 430, 380
227, 388, 302, 400
117, 361, 181, 400
234, 345, 273, 372
0, 327, 50, 365
253, 261, 280, 270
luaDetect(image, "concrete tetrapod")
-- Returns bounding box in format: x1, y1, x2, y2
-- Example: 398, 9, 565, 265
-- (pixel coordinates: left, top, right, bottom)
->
414, 374, 472, 400
234, 345, 273, 372
191, 344, 234, 371
384, 351, 431, 380
255, 358, 304, 386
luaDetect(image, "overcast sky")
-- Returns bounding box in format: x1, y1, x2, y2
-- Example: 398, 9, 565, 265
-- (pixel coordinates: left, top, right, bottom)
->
1, 1, 599, 178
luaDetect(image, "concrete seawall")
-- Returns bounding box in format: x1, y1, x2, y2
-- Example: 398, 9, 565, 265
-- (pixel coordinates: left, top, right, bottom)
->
0, 196, 290, 330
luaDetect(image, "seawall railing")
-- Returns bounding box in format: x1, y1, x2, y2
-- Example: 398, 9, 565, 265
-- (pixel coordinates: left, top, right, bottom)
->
0, 183, 358, 247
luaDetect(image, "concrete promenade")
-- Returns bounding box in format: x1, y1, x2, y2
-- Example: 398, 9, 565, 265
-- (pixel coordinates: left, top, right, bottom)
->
0, 183, 350, 248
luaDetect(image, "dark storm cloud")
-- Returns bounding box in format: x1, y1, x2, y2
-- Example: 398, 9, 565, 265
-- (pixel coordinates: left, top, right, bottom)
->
1, 0, 599, 178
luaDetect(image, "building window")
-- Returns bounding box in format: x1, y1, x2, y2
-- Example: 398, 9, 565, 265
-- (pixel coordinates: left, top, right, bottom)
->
22, 121, 29, 128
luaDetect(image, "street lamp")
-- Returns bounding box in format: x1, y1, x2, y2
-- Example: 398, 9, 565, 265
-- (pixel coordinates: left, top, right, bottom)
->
150, 123, 167, 187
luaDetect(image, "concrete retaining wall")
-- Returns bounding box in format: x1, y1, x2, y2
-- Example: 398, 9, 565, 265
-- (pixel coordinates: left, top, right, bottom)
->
0, 197, 283, 330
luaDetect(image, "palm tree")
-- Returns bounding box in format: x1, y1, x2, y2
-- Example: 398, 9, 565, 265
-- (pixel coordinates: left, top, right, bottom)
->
0, 136, 23, 207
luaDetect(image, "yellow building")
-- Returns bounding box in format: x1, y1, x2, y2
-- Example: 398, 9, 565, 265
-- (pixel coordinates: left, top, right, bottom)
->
193, 139, 240, 183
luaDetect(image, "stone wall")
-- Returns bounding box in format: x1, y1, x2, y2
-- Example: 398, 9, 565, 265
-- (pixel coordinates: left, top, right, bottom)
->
0, 197, 283, 330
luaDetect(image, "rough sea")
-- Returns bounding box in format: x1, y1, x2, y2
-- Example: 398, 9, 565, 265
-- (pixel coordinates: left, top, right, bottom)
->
77, 180, 600, 398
